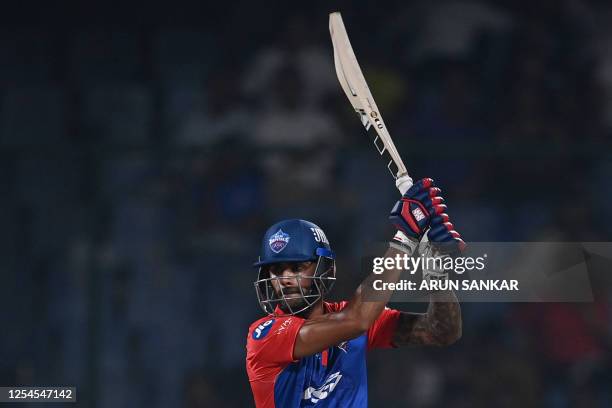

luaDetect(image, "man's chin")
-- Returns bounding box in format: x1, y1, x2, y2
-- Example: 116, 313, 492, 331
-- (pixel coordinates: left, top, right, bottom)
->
278, 296, 311, 314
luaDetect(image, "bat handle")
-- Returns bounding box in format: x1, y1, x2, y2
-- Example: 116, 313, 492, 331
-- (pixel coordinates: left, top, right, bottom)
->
395, 173, 413, 195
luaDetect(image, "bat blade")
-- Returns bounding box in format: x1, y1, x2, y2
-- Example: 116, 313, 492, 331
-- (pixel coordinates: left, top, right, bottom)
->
329, 11, 409, 182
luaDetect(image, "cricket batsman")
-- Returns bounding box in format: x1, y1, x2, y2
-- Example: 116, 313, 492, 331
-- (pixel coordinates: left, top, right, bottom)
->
246, 176, 464, 407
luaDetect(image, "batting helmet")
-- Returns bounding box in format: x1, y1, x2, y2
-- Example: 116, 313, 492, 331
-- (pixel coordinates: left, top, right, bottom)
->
254, 219, 336, 316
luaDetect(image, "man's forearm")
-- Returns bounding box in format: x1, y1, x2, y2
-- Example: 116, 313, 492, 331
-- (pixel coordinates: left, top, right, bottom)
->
424, 290, 462, 345
393, 290, 462, 346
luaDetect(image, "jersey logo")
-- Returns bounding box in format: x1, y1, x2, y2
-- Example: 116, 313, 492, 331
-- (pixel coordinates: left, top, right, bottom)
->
275, 317, 293, 335
269, 229, 290, 253
252, 319, 275, 340
303, 371, 343, 404
337, 341, 348, 353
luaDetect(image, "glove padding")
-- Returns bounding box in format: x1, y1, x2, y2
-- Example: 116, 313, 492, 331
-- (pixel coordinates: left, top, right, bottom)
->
427, 213, 466, 254
389, 178, 445, 241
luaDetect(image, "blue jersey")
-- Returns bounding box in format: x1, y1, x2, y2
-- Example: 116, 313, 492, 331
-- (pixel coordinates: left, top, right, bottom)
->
246, 301, 400, 407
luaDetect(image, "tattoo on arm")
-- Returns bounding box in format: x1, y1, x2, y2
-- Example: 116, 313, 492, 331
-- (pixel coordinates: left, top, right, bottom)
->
392, 291, 462, 346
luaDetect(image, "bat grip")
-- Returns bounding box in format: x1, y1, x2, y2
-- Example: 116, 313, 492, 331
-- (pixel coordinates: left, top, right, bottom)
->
395, 173, 413, 195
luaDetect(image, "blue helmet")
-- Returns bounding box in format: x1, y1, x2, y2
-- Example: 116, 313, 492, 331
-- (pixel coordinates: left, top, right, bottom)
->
254, 219, 336, 316
254, 219, 334, 266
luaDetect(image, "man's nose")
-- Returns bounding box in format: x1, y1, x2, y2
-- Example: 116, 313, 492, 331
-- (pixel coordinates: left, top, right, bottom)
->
278, 269, 298, 286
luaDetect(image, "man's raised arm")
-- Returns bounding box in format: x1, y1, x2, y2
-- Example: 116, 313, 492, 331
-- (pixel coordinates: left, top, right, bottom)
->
393, 211, 466, 347
294, 178, 457, 358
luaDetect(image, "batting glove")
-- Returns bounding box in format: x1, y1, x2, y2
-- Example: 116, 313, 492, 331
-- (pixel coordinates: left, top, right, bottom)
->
427, 212, 466, 254
389, 178, 444, 242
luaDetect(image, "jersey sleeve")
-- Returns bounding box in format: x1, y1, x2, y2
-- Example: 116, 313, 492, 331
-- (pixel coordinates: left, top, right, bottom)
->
247, 316, 305, 368
367, 307, 401, 350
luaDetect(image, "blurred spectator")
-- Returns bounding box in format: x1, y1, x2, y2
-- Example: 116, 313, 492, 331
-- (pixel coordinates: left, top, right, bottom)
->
242, 16, 337, 108
250, 63, 342, 202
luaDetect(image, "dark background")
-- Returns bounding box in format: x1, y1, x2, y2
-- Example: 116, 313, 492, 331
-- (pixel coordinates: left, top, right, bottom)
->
1, 0, 612, 407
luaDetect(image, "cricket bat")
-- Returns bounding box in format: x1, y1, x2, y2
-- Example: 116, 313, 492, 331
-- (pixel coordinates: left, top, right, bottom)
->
329, 12, 412, 193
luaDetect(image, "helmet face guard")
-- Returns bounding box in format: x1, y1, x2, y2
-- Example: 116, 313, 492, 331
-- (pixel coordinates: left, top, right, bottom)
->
254, 248, 336, 317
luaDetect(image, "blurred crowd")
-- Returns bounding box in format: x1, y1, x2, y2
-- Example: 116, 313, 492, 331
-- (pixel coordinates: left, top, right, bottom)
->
1, 1, 612, 407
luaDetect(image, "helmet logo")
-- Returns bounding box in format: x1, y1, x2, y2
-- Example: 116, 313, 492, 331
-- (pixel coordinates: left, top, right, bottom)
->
269, 229, 291, 253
